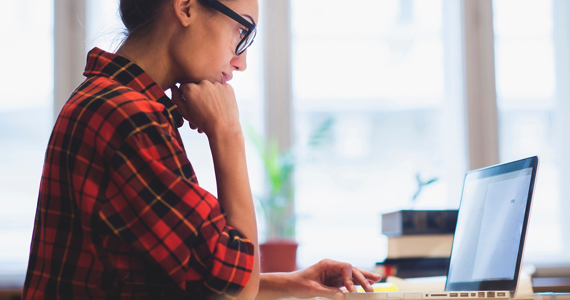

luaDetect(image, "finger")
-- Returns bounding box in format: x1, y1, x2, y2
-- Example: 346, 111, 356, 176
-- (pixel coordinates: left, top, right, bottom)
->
359, 269, 383, 283
352, 268, 374, 292
318, 286, 344, 300
170, 85, 184, 104
170, 85, 183, 101
336, 262, 356, 293
333, 290, 344, 300
170, 86, 189, 116
188, 121, 204, 134
321, 260, 357, 293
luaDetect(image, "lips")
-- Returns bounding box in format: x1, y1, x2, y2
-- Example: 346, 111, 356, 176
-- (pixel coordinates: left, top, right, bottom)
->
222, 73, 233, 84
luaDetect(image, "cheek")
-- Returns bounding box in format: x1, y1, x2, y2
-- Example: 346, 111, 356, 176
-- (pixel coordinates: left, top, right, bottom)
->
168, 39, 210, 81
179, 47, 227, 82
169, 41, 201, 82
196, 30, 236, 68
207, 21, 241, 59
171, 21, 237, 82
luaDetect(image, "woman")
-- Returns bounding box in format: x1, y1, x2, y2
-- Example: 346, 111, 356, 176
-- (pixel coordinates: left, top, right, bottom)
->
22, 0, 381, 298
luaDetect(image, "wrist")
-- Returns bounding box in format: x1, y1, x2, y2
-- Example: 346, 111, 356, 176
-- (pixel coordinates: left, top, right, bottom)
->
258, 273, 293, 300
205, 116, 242, 138
282, 272, 297, 298
207, 124, 244, 148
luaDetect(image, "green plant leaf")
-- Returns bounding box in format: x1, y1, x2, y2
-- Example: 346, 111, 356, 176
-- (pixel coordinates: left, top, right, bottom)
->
426, 178, 439, 185
245, 118, 335, 240
308, 118, 334, 147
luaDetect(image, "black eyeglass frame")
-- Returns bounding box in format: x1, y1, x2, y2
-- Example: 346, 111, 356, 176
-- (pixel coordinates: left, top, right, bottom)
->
203, 0, 257, 55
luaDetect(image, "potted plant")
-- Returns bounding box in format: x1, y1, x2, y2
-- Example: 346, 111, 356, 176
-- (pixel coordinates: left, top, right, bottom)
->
247, 118, 334, 272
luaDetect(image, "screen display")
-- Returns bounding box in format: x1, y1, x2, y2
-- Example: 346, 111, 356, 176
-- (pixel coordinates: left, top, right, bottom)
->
447, 167, 533, 284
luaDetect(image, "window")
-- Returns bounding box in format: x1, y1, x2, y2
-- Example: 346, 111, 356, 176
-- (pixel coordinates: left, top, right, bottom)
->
292, 0, 466, 270
494, 0, 570, 262
291, 0, 570, 270
0, 0, 54, 286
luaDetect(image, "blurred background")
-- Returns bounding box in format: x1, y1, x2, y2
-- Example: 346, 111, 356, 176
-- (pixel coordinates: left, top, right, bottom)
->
2, 0, 570, 294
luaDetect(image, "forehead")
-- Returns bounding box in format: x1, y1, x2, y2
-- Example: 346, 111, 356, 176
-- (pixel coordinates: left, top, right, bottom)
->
224, 0, 259, 24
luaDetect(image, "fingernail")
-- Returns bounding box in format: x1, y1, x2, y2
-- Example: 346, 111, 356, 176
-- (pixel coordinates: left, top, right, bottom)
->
373, 273, 381, 277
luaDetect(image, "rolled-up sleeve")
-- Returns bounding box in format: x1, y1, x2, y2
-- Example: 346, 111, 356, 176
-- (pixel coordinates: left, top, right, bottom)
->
99, 123, 254, 299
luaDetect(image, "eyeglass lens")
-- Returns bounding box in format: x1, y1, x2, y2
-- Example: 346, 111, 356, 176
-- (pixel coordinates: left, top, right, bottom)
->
237, 27, 257, 55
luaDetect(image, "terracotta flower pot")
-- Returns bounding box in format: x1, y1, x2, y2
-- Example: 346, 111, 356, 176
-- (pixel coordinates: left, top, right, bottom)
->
259, 240, 298, 273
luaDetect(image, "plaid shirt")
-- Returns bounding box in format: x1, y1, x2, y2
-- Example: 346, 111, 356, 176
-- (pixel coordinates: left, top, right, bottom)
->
22, 48, 254, 300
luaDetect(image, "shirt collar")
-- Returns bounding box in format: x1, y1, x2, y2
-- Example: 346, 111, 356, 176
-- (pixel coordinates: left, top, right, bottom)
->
83, 47, 184, 128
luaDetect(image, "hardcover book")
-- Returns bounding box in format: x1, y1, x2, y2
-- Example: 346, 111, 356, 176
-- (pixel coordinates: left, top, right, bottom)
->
387, 234, 453, 259
375, 257, 450, 279
381, 210, 458, 237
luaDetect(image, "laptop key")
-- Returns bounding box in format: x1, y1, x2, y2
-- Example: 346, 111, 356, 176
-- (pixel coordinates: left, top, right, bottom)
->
386, 292, 404, 299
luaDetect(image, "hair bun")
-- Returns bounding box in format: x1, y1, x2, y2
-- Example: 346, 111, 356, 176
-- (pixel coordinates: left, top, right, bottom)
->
120, 0, 169, 38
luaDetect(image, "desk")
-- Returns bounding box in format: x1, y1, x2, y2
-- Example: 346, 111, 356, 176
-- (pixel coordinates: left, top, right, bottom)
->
532, 278, 570, 293
0, 289, 20, 300
2, 278, 569, 300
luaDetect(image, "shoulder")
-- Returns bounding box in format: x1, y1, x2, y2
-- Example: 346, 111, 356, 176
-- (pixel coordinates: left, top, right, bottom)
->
54, 76, 177, 156
70, 76, 165, 116
62, 76, 170, 133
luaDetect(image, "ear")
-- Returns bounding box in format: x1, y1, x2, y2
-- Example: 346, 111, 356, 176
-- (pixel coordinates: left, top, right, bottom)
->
173, 0, 194, 27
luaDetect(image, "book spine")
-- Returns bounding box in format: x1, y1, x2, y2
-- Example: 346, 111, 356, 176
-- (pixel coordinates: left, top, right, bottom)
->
386, 234, 453, 259
382, 210, 458, 237
375, 257, 450, 279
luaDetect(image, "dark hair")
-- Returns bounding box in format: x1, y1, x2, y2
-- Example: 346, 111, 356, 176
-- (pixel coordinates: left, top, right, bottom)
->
119, 0, 214, 40
120, 0, 171, 40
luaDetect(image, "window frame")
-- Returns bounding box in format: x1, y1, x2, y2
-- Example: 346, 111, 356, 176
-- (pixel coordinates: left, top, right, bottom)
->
552, 0, 570, 261
54, 0, 86, 118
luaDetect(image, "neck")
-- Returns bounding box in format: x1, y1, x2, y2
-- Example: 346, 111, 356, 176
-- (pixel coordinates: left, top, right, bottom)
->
116, 35, 176, 90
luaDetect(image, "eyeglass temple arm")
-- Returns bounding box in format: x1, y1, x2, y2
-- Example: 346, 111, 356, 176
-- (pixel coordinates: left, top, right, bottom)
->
206, 0, 255, 29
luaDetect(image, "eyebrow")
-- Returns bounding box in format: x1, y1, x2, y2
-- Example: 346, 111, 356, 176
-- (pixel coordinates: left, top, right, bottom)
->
243, 14, 256, 25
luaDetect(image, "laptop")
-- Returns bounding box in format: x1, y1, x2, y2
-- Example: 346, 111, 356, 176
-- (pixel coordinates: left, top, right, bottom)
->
347, 156, 539, 300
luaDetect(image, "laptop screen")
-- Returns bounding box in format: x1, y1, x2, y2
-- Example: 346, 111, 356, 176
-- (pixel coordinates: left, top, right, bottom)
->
446, 157, 538, 293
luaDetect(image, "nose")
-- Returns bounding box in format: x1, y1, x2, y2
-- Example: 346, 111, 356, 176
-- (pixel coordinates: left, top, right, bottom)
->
231, 50, 248, 72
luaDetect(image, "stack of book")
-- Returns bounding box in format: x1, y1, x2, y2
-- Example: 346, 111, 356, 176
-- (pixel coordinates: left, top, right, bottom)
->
375, 210, 458, 279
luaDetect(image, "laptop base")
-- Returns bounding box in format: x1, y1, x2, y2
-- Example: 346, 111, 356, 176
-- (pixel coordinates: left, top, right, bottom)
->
344, 291, 512, 300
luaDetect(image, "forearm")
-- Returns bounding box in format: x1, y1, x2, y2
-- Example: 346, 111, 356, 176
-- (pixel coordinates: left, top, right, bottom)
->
256, 273, 292, 300
209, 127, 260, 299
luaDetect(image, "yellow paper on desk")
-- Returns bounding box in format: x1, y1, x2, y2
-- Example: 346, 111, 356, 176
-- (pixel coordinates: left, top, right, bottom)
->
353, 282, 398, 293
386, 276, 445, 292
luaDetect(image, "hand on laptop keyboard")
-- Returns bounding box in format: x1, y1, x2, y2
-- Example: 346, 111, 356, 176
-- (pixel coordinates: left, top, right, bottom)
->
285, 259, 382, 299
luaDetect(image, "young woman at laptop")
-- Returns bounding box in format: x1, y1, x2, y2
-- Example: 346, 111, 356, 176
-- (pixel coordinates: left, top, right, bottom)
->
21, 0, 381, 299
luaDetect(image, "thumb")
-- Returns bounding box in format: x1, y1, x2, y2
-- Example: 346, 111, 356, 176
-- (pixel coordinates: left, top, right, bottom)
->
170, 85, 183, 103
320, 285, 344, 300
170, 86, 188, 116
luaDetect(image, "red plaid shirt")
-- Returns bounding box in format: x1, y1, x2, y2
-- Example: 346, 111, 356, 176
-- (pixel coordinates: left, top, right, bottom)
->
22, 48, 254, 300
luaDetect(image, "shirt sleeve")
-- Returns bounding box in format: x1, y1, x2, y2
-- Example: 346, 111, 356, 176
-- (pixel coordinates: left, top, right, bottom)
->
98, 121, 254, 299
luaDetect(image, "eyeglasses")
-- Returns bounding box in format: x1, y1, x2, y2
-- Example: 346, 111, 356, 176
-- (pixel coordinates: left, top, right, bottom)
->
204, 0, 257, 56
